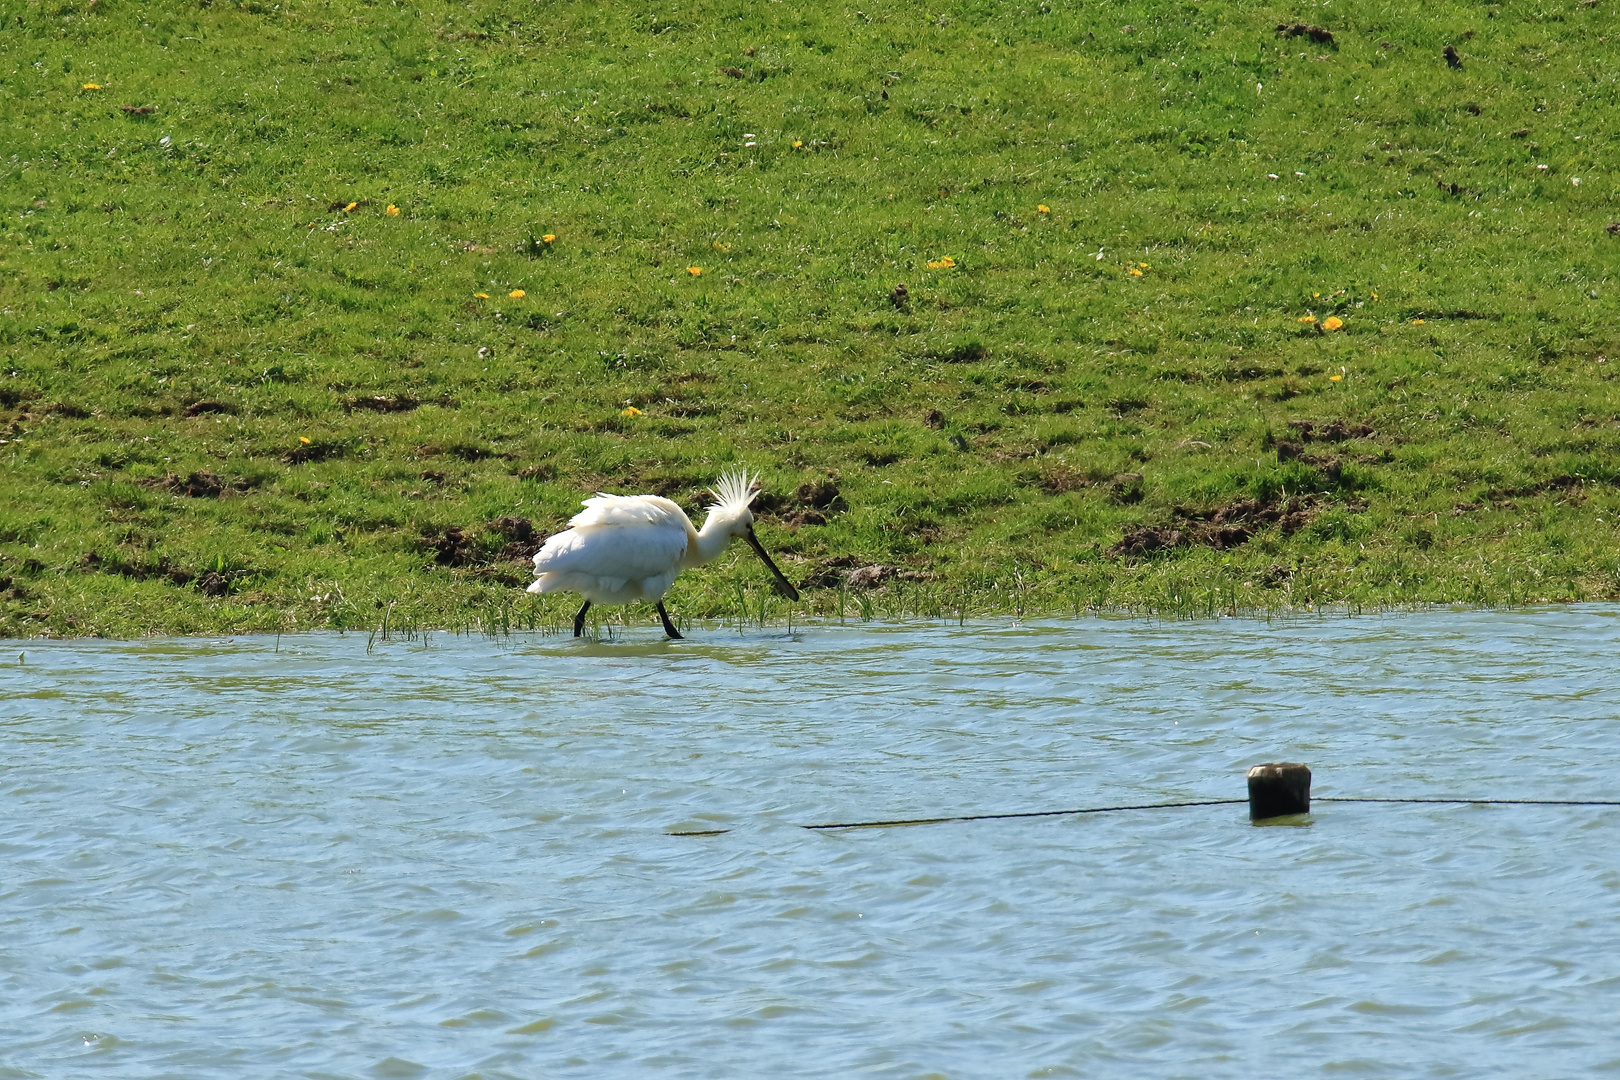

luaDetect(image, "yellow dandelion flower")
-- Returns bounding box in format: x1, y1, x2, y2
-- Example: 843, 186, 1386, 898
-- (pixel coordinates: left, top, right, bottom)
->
621, 406, 643, 417
385, 204, 399, 216
1370, 291, 1378, 300
1037, 204, 1051, 214
925, 255, 957, 270
687, 266, 702, 276
1329, 374, 1343, 382
793, 140, 803, 148
1312, 292, 1320, 298
542, 233, 556, 243
509, 289, 525, 299
1127, 267, 1144, 277
1411, 318, 1426, 325
1298, 315, 1317, 324
82, 83, 103, 91
1322, 316, 1344, 332
1139, 262, 1149, 268
474, 292, 490, 299
342, 201, 358, 213
299, 436, 312, 445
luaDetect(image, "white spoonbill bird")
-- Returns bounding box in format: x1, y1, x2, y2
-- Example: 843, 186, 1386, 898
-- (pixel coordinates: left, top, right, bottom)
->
527, 469, 801, 639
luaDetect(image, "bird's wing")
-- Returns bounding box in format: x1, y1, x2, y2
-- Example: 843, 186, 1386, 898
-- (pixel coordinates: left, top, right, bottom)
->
533, 516, 691, 583
567, 493, 690, 529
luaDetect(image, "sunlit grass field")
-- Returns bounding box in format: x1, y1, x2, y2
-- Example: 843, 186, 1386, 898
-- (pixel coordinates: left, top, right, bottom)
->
2, 0, 1618, 637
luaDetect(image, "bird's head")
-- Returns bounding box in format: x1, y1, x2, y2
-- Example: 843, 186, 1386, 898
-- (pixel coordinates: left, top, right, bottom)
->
705, 469, 760, 537
704, 469, 800, 601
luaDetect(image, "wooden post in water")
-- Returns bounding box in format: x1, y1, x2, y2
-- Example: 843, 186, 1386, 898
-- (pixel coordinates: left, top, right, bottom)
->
1247, 762, 1311, 820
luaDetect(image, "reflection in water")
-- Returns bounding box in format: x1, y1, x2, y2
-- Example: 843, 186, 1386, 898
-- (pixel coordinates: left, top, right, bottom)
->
4, 609, 1620, 1076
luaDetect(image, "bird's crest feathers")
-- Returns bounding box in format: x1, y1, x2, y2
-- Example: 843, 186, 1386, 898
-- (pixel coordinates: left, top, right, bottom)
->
707, 469, 760, 516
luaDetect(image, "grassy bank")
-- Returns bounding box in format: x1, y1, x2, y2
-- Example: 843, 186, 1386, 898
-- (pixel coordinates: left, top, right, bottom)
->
2, 0, 1618, 638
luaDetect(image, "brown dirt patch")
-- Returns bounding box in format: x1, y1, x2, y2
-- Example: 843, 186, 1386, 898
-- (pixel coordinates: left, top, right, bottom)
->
756, 475, 847, 527
488, 516, 544, 561
1276, 22, 1335, 45
1109, 494, 1322, 558
1285, 419, 1375, 442
143, 471, 264, 498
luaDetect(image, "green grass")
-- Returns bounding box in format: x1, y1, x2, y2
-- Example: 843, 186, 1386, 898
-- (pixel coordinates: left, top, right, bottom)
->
2, 0, 1619, 637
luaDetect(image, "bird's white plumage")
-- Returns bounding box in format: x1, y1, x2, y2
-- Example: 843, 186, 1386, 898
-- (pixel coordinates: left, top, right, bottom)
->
569, 493, 692, 530
529, 493, 697, 604
526, 469, 795, 637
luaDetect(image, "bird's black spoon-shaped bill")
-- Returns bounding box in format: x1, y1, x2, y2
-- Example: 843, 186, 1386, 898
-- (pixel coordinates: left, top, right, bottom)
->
745, 527, 801, 602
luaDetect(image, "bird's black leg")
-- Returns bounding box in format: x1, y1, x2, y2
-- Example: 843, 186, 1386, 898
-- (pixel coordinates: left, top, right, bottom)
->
656, 601, 684, 640
573, 600, 592, 638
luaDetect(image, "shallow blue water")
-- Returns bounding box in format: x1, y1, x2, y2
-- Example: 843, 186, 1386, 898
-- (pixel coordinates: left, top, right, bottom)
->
3, 608, 1619, 1078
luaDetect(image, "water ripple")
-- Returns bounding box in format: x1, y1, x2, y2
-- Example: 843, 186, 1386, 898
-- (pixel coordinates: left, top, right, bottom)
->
2, 608, 1619, 1076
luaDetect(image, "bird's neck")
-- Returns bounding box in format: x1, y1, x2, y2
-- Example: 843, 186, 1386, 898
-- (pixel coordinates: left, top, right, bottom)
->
690, 513, 736, 566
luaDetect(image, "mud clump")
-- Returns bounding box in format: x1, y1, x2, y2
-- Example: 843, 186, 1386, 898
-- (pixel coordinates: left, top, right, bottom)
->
1286, 419, 1374, 442
798, 556, 936, 590
420, 525, 481, 568
1276, 22, 1335, 45
757, 475, 847, 527
1110, 525, 1184, 558
420, 517, 545, 567
145, 471, 258, 499
1274, 443, 1342, 483
845, 564, 891, 589
488, 516, 544, 562
76, 549, 235, 594
1108, 472, 1144, 504
842, 564, 938, 589
1109, 494, 1322, 558
173, 471, 228, 498
178, 471, 227, 498
1176, 495, 1319, 547
344, 395, 419, 414
1035, 463, 1090, 495
799, 555, 860, 589
285, 440, 347, 465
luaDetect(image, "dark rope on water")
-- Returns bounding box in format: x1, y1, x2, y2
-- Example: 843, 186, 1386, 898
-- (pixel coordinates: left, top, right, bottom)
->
801, 798, 1246, 831
668, 799, 1244, 836
1318, 797, 1620, 806
667, 796, 1620, 837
